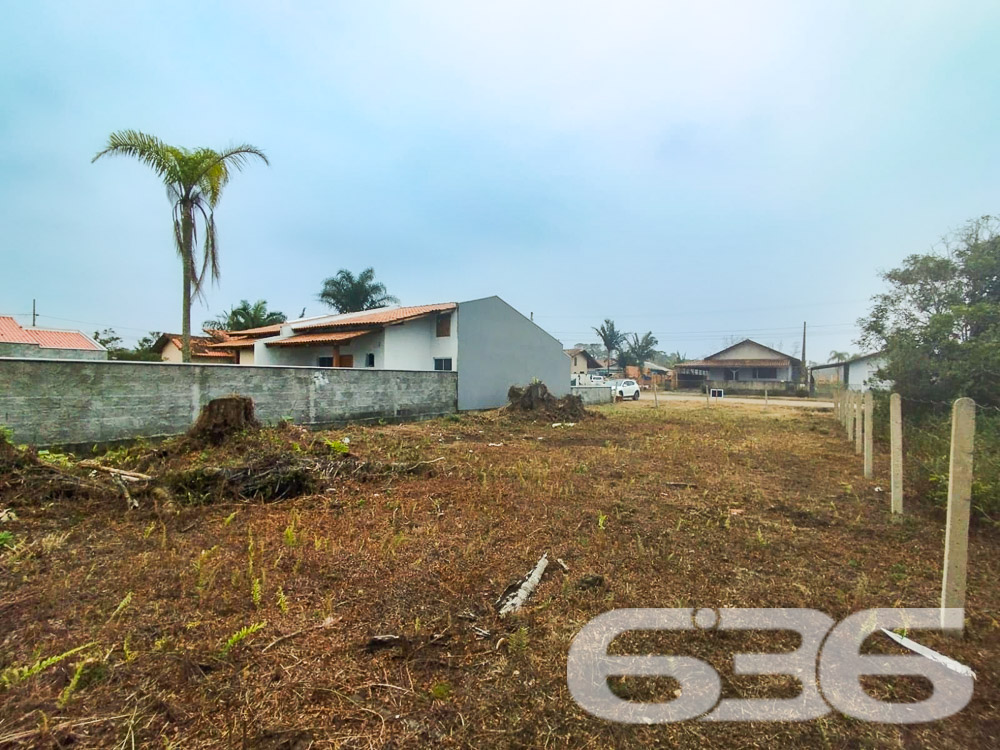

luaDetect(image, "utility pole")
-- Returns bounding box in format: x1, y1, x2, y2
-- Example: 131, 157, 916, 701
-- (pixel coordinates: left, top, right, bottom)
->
801, 321, 807, 386
32, 299, 37, 327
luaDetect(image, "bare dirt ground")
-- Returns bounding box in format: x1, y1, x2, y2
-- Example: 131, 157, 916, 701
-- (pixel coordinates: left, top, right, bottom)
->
638, 391, 834, 409
1, 401, 998, 748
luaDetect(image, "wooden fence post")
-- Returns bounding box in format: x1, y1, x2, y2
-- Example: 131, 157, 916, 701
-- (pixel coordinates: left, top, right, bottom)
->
890, 393, 903, 514
941, 397, 975, 635
854, 392, 863, 456
863, 391, 873, 478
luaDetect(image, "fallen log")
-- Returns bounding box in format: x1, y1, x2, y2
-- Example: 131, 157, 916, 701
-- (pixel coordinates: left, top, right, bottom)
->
497, 553, 549, 617
79, 461, 152, 482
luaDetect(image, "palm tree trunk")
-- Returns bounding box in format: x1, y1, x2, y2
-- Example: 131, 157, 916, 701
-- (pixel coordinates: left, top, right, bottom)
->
180, 206, 194, 363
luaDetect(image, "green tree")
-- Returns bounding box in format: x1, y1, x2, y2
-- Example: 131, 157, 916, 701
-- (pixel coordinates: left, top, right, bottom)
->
859, 215, 1000, 407
619, 332, 659, 370
93, 328, 162, 361
828, 350, 851, 363
318, 268, 399, 313
592, 319, 626, 374
92, 328, 123, 351
204, 299, 287, 331
93, 131, 268, 362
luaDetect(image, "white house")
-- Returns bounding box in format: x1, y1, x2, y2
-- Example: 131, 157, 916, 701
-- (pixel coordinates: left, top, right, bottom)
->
811, 352, 888, 391
209, 296, 569, 410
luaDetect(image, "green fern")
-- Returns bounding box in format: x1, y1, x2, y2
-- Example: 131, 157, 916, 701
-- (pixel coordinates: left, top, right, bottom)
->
1, 643, 94, 690
220, 622, 266, 656
108, 591, 133, 621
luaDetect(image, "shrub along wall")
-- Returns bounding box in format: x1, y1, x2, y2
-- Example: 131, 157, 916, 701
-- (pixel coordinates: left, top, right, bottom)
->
0, 358, 457, 447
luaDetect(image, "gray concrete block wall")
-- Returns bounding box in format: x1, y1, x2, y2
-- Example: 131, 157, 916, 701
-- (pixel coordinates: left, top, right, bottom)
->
0, 343, 107, 360
571, 385, 613, 404
0, 358, 457, 447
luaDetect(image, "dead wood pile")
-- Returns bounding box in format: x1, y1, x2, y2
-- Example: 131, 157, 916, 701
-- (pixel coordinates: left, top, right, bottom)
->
506, 382, 589, 421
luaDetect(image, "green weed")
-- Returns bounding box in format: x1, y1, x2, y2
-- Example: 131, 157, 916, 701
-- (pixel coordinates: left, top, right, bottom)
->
220, 621, 267, 656
1, 643, 94, 690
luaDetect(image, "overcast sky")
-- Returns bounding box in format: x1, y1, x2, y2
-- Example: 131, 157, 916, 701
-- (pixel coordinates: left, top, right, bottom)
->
2, 1, 998, 360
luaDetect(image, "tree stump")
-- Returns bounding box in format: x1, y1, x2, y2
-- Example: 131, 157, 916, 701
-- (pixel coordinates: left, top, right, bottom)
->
187, 396, 260, 445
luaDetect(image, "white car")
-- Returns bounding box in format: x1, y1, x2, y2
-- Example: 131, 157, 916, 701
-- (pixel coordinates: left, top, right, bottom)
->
611, 379, 641, 400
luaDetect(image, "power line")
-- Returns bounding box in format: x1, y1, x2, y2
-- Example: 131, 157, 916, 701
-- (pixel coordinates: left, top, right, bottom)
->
533, 299, 873, 320
1, 312, 162, 335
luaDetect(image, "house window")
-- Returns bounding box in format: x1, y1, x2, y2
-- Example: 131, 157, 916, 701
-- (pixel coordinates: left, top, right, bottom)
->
318, 356, 334, 368
753, 367, 778, 379
434, 358, 453, 371
436, 313, 452, 337
366, 353, 375, 367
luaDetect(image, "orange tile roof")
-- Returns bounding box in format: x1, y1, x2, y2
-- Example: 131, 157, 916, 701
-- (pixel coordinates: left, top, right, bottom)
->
223, 321, 287, 337
265, 329, 375, 347
0, 316, 103, 350
155, 333, 237, 359
292, 303, 456, 331
205, 337, 256, 349
225, 304, 457, 339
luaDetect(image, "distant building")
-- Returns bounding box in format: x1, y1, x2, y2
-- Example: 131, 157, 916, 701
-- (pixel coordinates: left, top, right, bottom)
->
565, 347, 602, 376
0, 316, 106, 360
675, 339, 801, 391
207, 296, 568, 410
152, 333, 237, 364
811, 352, 888, 391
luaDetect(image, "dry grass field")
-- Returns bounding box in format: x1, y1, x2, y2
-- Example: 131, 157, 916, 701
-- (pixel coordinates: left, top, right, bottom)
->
1, 400, 998, 748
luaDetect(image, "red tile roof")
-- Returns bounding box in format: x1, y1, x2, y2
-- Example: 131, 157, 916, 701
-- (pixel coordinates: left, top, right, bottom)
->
265, 329, 374, 347
0, 316, 103, 351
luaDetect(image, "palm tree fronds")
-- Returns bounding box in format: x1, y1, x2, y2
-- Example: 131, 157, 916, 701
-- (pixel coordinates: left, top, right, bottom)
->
92, 130, 175, 178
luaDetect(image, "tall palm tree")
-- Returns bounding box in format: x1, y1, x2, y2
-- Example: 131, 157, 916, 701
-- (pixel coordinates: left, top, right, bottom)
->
593, 319, 626, 375
204, 299, 286, 331
829, 350, 851, 362
93, 130, 268, 361
318, 268, 399, 313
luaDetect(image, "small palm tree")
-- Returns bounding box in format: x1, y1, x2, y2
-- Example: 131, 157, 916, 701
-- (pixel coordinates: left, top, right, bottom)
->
829, 350, 851, 362
318, 268, 398, 313
593, 319, 626, 375
93, 130, 268, 361
622, 332, 659, 371
204, 299, 287, 331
